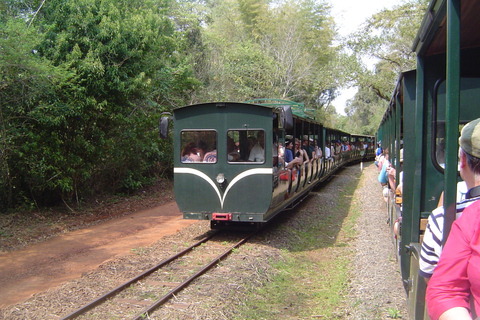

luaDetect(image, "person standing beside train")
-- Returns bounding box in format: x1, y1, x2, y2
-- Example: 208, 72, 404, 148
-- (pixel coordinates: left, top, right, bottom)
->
426, 118, 480, 320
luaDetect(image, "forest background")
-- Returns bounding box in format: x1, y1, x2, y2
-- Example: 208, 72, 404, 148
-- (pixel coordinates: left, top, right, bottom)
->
0, 0, 428, 210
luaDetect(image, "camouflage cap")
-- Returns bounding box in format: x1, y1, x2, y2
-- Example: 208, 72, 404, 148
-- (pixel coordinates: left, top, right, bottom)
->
460, 118, 480, 158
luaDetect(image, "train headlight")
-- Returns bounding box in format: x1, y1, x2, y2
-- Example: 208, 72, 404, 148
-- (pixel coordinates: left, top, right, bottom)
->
216, 173, 225, 184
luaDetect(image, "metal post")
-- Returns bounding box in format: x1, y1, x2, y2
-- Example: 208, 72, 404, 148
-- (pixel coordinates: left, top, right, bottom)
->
443, 0, 460, 243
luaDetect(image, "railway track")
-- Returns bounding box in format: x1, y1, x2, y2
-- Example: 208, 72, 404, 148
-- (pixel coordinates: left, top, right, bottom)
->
60, 230, 257, 319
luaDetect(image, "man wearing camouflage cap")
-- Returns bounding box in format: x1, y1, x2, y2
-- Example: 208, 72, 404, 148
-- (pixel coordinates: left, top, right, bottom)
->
426, 118, 480, 320
420, 118, 480, 282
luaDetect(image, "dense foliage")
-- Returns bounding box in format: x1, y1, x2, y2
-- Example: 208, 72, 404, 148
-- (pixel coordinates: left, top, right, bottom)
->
1, 0, 196, 209
0, 0, 428, 211
339, 0, 429, 134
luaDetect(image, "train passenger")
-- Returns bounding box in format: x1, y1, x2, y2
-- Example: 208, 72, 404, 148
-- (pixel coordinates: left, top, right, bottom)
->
227, 137, 240, 162
286, 139, 309, 170
248, 131, 265, 162
302, 138, 313, 159
203, 142, 217, 162
375, 142, 383, 167
181, 142, 202, 162
197, 140, 208, 160
314, 141, 322, 160
386, 148, 402, 193
426, 118, 480, 320
324, 143, 331, 161
376, 142, 382, 156
378, 149, 389, 187
278, 142, 285, 158
247, 136, 256, 153
335, 141, 342, 155
284, 140, 294, 167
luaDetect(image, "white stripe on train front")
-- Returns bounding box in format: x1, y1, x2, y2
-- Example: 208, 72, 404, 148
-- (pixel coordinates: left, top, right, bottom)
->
174, 168, 273, 209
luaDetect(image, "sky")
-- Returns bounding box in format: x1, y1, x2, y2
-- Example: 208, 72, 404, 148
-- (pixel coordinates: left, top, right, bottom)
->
330, 0, 402, 115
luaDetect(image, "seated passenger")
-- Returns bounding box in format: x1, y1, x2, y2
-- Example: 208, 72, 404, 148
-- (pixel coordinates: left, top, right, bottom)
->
284, 140, 294, 167
325, 143, 332, 161
181, 142, 202, 162
203, 141, 217, 163
227, 137, 240, 161
203, 149, 217, 162
287, 139, 309, 170
248, 131, 265, 162
314, 141, 322, 160
197, 140, 208, 160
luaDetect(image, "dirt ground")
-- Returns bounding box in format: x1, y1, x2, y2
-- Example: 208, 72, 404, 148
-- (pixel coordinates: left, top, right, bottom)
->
0, 200, 197, 308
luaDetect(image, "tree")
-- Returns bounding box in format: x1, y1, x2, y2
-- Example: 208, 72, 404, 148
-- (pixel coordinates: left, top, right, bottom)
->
341, 0, 429, 134
347, 0, 428, 102
0, 0, 198, 209
344, 86, 386, 135
193, 0, 341, 110
0, 18, 70, 208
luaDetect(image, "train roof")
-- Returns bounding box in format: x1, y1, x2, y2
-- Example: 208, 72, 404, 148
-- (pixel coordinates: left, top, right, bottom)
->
176, 99, 318, 121
413, 0, 480, 56
244, 99, 317, 120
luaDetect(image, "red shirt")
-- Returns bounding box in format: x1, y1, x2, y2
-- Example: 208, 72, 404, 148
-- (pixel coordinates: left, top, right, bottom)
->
426, 199, 480, 320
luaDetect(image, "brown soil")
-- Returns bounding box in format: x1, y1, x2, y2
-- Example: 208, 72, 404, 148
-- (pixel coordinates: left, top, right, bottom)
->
0, 164, 409, 319
0, 179, 198, 308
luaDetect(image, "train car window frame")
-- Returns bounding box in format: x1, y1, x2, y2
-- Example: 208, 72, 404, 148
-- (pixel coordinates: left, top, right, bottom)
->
227, 129, 265, 164
180, 130, 218, 164
432, 78, 477, 173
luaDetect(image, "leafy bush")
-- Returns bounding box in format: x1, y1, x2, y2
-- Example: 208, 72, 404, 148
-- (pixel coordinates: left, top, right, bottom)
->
0, 0, 196, 211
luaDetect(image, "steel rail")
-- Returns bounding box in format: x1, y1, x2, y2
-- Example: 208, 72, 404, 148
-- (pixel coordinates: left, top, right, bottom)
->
132, 231, 257, 320
60, 231, 219, 320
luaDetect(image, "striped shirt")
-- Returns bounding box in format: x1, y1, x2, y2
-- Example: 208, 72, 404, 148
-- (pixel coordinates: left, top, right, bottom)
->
419, 186, 480, 278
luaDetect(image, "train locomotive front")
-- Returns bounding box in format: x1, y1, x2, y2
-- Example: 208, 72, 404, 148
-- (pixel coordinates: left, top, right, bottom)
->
172, 102, 290, 228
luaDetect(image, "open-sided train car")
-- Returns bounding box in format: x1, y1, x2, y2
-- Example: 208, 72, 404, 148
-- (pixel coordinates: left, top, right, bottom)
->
161, 99, 374, 229
377, 0, 480, 318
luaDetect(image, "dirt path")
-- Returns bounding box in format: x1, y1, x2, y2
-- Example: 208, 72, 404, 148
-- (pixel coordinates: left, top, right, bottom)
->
0, 201, 196, 308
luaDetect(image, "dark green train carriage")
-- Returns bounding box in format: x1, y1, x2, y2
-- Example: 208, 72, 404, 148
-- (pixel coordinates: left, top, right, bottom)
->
377, 0, 480, 318
162, 100, 374, 229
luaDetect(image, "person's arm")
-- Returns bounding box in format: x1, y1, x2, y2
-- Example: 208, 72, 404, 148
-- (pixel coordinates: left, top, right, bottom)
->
426, 206, 478, 320
419, 209, 443, 281
303, 149, 309, 163
439, 307, 471, 320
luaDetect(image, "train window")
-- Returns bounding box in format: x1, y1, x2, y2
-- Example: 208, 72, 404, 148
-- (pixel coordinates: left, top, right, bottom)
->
227, 130, 265, 163
180, 130, 217, 163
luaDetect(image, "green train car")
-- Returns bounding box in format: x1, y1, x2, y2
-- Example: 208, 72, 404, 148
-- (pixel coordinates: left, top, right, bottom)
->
377, 0, 480, 318
161, 99, 374, 229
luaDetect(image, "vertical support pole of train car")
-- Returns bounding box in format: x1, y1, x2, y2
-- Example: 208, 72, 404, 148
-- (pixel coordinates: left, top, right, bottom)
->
395, 91, 402, 183
443, 0, 461, 242
388, 106, 395, 164
403, 57, 425, 289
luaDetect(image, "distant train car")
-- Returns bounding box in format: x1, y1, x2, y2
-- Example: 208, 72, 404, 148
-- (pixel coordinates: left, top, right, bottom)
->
161, 99, 374, 229
377, 0, 480, 318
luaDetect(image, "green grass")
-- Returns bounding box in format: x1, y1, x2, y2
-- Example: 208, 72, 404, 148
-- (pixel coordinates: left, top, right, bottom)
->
235, 171, 364, 319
